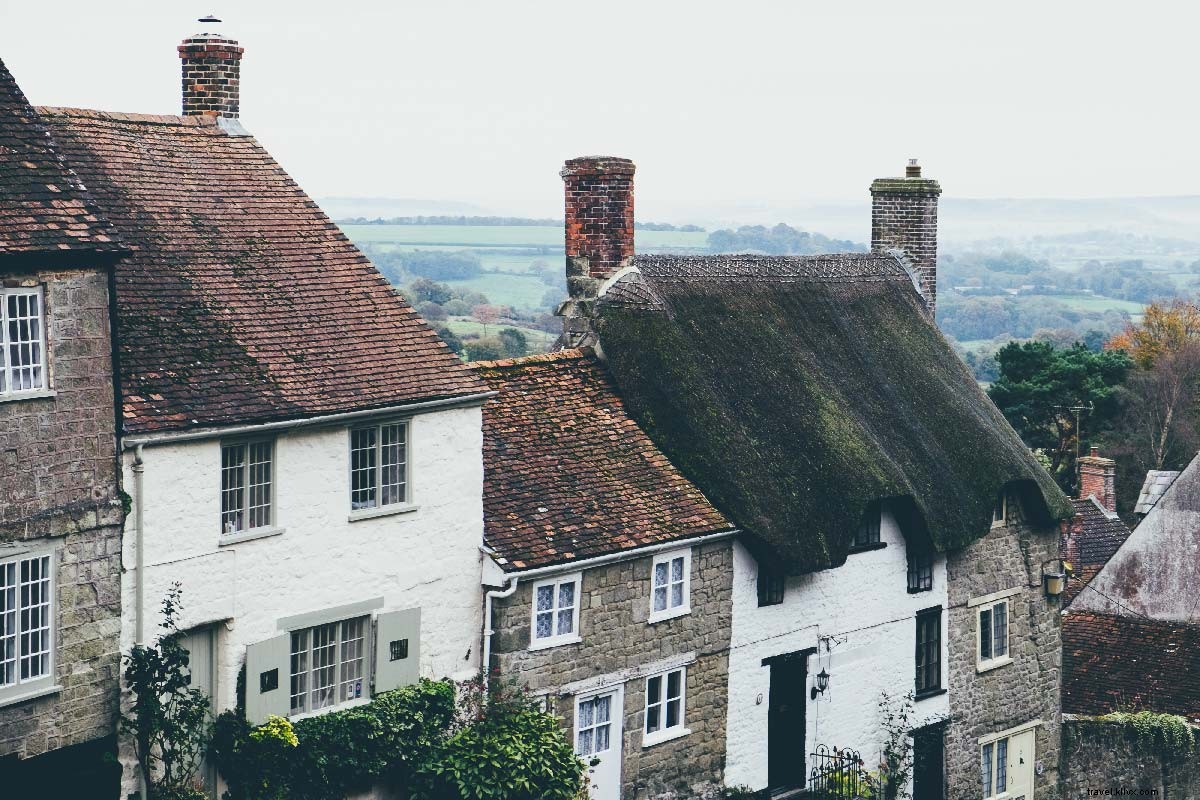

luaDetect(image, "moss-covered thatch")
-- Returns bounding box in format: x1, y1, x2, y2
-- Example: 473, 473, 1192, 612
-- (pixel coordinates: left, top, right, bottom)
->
596, 253, 1071, 574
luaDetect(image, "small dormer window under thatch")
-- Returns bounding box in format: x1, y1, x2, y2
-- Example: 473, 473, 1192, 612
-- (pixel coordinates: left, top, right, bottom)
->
850, 502, 883, 551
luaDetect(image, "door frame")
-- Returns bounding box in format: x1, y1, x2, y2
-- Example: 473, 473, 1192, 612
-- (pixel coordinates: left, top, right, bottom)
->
980, 720, 1041, 799
763, 647, 815, 792
574, 684, 624, 800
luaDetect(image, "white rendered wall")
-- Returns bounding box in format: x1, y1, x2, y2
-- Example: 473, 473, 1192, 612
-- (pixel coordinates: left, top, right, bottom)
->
118, 404, 486, 716
725, 509, 949, 791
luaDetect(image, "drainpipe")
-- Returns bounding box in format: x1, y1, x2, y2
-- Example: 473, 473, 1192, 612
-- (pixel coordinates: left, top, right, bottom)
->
482, 578, 519, 693
132, 445, 145, 645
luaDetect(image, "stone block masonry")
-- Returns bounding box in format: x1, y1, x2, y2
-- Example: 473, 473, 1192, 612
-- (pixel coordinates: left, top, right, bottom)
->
945, 489, 1063, 800
870, 164, 941, 316
491, 540, 733, 799
1061, 720, 1200, 799
0, 267, 123, 762
178, 33, 244, 117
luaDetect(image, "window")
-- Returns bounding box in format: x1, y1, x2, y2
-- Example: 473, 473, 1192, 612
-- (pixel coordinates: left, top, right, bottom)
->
221, 440, 273, 533
576, 692, 614, 757
757, 564, 785, 607
0, 550, 53, 699
978, 600, 1010, 668
851, 502, 882, 550
991, 492, 1007, 527
530, 574, 580, 648
644, 666, 686, 745
289, 616, 368, 715
350, 422, 409, 511
907, 550, 933, 593
0, 287, 47, 397
649, 550, 690, 622
981, 736, 1009, 797
915, 607, 942, 697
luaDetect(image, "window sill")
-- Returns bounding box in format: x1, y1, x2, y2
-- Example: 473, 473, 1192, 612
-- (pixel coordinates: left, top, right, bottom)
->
976, 655, 1013, 674
219, 526, 286, 546
0, 682, 62, 708
289, 696, 370, 722
915, 688, 947, 702
0, 389, 55, 405
847, 542, 887, 554
642, 726, 691, 748
348, 503, 420, 523
528, 634, 582, 652
648, 606, 691, 625
906, 586, 933, 594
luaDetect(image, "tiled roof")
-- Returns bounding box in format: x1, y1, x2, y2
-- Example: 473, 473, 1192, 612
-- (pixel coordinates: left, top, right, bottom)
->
1135, 470, 1179, 515
1067, 497, 1131, 564
474, 349, 735, 570
1063, 611, 1200, 723
35, 107, 485, 433
0, 59, 121, 254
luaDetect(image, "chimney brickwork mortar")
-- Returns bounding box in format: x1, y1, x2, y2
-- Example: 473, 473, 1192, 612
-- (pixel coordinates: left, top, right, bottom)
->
870, 162, 941, 316
1078, 446, 1117, 513
556, 156, 635, 349
178, 34, 244, 117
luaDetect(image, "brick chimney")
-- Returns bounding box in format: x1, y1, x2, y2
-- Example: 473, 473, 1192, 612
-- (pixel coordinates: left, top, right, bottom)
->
178, 20, 243, 118
556, 156, 635, 348
1078, 446, 1117, 514
870, 159, 942, 315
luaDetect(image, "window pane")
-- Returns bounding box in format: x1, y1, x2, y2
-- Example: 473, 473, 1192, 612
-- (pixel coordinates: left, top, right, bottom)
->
578, 698, 594, 728
18, 556, 51, 681
653, 586, 668, 612
647, 675, 661, 705
670, 582, 684, 608
558, 581, 575, 610
0, 562, 15, 686
646, 704, 661, 733
247, 441, 272, 529
670, 557, 684, 583
310, 622, 338, 710
557, 609, 573, 636
290, 630, 309, 714
653, 562, 668, 589
379, 423, 407, 506
5, 292, 45, 393
339, 617, 366, 702
666, 670, 681, 700
595, 695, 610, 724
220, 444, 246, 533
594, 722, 610, 753
577, 727, 593, 756
979, 609, 992, 660
350, 428, 378, 509
535, 611, 553, 639
666, 697, 680, 728
536, 585, 554, 612
995, 738, 1008, 794
993, 603, 1008, 658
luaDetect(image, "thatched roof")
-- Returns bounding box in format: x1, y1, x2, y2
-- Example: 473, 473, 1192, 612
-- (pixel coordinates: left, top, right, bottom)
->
595, 253, 1071, 574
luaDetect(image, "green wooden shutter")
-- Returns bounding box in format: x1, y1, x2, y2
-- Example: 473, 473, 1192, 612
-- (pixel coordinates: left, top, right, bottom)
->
245, 633, 291, 725
373, 607, 421, 695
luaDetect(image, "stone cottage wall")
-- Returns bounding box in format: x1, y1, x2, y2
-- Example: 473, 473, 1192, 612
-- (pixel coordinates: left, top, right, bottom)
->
491, 539, 734, 799
945, 488, 1063, 800
0, 268, 123, 761
1061, 720, 1200, 800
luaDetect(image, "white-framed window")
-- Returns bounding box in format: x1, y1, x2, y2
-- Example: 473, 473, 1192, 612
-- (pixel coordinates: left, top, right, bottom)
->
575, 691, 615, 757
0, 286, 48, 397
991, 492, 1007, 528
529, 573, 581, 649
977, 599, 1010, 669
0, 548, 54, 702
350, 421, 409, 510
643, 666, 687, 745
981, 736, 1007, 798
221, 439, 274, 533
649, 549, 690, 623
288, 616, 368, 715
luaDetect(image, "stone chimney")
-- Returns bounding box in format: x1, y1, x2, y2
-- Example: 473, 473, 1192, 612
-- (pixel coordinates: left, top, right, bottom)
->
556, 156, 635, 348
870, 159, 942, 315
178, 19, 243, 118
1078, 446, 1117, 514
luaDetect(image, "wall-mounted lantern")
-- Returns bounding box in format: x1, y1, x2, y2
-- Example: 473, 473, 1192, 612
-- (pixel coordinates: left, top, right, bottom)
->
810, 668, 830, 700
1043, 559, 1067, 597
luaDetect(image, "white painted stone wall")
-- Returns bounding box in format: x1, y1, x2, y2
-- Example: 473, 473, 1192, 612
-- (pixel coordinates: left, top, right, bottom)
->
118, 404, 486, 719
725, 509, 949, 791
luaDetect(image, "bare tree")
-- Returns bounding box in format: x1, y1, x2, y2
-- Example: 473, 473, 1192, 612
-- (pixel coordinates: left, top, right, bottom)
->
1113, 341, 1200, 473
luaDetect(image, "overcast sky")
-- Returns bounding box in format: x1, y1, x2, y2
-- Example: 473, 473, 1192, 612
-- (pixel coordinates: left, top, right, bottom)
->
2, 1, 1197, 221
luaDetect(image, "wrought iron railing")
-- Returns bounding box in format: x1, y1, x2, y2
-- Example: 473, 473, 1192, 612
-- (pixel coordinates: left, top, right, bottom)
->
807, 745, 878, 799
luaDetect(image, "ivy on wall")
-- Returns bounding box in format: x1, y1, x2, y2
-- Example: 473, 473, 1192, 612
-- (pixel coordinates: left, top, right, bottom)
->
1097, 711, 1197, 758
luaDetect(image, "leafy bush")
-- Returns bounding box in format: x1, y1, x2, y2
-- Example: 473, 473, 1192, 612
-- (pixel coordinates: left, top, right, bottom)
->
1099, 711, 1197, 757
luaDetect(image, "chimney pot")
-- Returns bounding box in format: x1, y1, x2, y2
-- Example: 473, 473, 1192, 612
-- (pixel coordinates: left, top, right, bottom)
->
906, 158, 921, 177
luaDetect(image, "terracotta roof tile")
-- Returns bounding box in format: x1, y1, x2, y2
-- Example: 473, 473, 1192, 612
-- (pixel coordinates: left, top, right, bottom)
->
1063, 611, 1200, 722
0, 60, 121, 254
34, 107, 485, 433
1062, 498, 1132, 604
474, 349, 735, 570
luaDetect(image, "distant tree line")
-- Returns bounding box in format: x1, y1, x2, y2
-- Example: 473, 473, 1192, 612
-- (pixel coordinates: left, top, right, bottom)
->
706, 223, 866, 255
339, 215, 704, 231
942, 250, 1183, 303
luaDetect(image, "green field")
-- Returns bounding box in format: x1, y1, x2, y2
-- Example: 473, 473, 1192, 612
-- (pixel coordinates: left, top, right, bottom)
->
1053, 294, 1144, 315
448, 273, 551, 309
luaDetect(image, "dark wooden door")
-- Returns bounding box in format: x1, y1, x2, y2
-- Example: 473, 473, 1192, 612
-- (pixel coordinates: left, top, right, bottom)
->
767, 654, 808, 790
912, 725, 945, 800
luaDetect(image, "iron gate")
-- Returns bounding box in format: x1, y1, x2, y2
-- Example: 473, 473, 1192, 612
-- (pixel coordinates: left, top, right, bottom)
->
807, 745, 878, 799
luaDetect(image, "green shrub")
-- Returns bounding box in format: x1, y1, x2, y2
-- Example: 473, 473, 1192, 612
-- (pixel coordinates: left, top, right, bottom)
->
1099, 711, 1197, 757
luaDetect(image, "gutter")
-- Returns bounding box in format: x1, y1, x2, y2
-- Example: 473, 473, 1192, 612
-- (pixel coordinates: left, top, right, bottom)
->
119, 391, 497, 450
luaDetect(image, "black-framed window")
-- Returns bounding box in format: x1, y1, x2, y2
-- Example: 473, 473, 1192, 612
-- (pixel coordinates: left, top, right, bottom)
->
757, 566, 784, 607
851, 502, 882, 550
915, 607, 942, 697
907, 550, 933, 593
